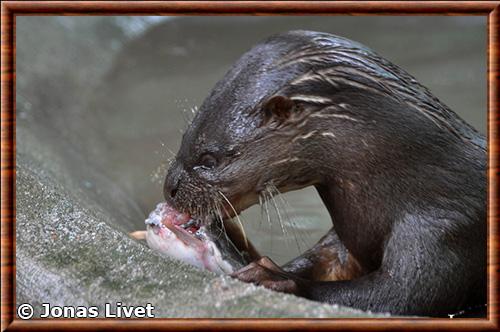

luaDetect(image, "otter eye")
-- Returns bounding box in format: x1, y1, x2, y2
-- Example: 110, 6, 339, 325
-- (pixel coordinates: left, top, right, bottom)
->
196, 153, 218, 170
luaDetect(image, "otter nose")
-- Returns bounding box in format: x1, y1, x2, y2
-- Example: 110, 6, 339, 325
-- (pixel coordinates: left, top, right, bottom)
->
163, 162, 182, 201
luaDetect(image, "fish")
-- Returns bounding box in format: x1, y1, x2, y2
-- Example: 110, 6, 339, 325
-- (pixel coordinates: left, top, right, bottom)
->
144, 202, 249, 274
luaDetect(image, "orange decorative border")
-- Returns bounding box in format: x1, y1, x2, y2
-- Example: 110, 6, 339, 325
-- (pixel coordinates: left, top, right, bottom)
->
1, 1, 499, 331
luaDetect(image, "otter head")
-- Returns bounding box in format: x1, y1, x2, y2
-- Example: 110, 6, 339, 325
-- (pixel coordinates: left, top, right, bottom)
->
163, 89, 321, 221
162, 32, 343, 220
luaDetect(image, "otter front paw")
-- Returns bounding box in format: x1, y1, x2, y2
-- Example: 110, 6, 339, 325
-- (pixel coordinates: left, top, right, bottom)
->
230, 256, 300, 294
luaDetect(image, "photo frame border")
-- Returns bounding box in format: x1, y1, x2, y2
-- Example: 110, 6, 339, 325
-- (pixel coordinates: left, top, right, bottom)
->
1, 1, 498, 330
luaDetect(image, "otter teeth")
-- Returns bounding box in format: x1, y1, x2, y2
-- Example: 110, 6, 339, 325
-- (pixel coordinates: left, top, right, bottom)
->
181, 219, 198, 229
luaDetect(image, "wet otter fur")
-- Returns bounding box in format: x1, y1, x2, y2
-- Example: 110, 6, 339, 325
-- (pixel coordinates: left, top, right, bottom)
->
163, 30, 486, 316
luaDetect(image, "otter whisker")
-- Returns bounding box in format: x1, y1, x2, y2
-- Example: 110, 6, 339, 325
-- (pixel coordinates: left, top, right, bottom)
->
271, 184, 308, 245
212, 201, 230, 239
165, 156, 175, 166
215, 200, 248, 261
262, 190, 273, 228
181, 105, 199, 128
159, 141, 177, 159
266, 186, 288, 240
181, 108, 192, 125
260, 190, 274, 253
150, 162, 169, 184
213, 202, 227, 239
217, 190, 249, 251
151, 141, 177, 184
267, 183, 306, 253
267, 183, 307, 252
198, 205, 205, 223
258, 194, 265, 228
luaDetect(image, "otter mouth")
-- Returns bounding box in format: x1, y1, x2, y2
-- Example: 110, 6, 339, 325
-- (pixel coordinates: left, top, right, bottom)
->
145, 203, 204, 246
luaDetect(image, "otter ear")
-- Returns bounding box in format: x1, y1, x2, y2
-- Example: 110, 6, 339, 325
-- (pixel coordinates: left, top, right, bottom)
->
262, 95, 297, 126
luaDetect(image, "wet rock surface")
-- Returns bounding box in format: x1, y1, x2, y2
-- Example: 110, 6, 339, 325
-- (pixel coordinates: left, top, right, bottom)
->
15, 16, 485, 317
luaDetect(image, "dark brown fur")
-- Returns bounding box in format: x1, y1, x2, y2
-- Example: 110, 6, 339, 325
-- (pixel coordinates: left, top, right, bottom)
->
163, 31, 486, 316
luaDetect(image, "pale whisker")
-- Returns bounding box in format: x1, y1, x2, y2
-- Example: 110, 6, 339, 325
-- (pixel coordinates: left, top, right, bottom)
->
218, 190, 249, 251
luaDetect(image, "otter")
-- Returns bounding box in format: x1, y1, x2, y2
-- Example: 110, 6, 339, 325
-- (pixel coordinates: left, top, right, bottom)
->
162, 30, 486, 317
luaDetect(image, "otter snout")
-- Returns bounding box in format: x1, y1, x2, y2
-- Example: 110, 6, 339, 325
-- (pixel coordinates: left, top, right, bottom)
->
163, 161, 182, 202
